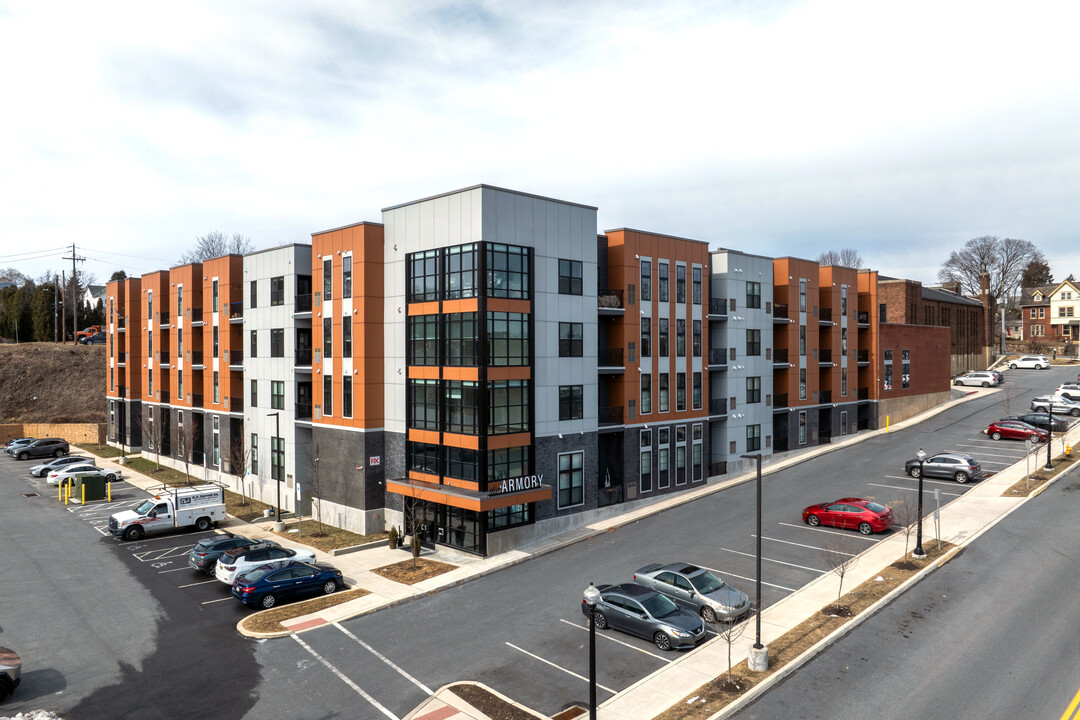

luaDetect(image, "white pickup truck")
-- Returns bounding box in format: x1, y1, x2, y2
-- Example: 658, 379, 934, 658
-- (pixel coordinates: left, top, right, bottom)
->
109, 485, 227, 541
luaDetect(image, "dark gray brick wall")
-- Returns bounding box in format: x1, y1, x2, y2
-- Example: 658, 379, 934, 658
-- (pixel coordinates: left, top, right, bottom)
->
310, 427, 387, 511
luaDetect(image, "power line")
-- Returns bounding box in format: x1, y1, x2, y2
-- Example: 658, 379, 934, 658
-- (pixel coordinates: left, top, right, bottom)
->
0, 247, 68, 262
81, 246, 173, 264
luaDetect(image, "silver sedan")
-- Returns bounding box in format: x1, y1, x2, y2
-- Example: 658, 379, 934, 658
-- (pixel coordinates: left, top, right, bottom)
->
633, 562, 751, 623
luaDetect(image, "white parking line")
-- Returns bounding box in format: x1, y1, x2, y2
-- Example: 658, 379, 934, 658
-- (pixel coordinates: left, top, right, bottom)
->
708, 569, 796, 593
955, 448, 1029, 459
868, 482, 963, 497
776, 522, 878, 540
293, 634, 399, 720
752, 534, 859, 554
178, 579, 218, 588
133, 547, 191, 562
200, 597, 233, 605
882, 475, 966, 487
334, 622, 433, 695
506, 642, 617, 694
159, 567, 194, 574
557, 619, 670, 660
718, 547, 822, 573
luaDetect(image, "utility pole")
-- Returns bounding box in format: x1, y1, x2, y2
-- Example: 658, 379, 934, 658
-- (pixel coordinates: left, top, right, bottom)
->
53, 272, 59, 343
61, 270, 66, 342
63, 242, 85, 345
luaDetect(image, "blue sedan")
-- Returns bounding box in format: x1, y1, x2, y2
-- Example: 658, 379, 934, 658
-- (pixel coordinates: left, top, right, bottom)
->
232, 561, 344, 609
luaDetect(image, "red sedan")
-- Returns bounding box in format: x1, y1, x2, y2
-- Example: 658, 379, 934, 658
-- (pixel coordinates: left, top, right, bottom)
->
802, 497, 894, 535
985, 420, 1048, 442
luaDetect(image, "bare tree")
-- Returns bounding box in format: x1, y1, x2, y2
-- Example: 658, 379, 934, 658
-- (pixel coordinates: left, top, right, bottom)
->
175, 413, 197, 485
135, 407, 164, 471
401, 478, 430, 568
821, 535, 863, 615
229, 428, 252, 489
889, 495, 919, 558
300, 441, 327, 536
938, 236, 1044, 303
178, 231, 255, 264
817, 248, 864, 269
709, 608, 756, 687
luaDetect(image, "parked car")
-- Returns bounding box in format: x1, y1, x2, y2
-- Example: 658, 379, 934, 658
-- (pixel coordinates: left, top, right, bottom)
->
632, 563, 750, 623
0, 647, 21, 702
1008, 355, 1050, 370
4, 438, 35, 455
581, 583, 707, 651
29, 455, 92, 477
79, 332, 106, 345
953, 372, 999, 387
214, 543, 317, 585
1030, 395, 1080, 417
999, 413, 1069, 433
232, 560, 344, 609
74, 324, 101, 341
904, 452, 984, 483
47, 463, 120, 485
188, 534, 273, 576
13, 438, 69, 461
987, 370, 1005, 384
1054, 383, 1080, 401
802, 497, 894, 535
985, 420, 1048, 443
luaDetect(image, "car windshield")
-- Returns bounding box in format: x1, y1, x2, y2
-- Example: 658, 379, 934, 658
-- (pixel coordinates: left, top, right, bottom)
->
135, 500, 156, 515
240, 567, 273, 582
865, 501, 887, 513
688, 570, 724, 594
641, 592, 681, 619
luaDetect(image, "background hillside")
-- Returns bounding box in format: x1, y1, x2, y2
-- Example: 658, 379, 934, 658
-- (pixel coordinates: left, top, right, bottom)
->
0, 343, 106, 423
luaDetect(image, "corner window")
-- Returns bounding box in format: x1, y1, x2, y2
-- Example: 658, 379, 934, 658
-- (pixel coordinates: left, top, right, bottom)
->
445, 244, 478, 300
486, 243, 529, 300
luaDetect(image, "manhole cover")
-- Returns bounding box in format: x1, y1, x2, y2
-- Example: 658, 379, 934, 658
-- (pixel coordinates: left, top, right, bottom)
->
24, 493, 40, 498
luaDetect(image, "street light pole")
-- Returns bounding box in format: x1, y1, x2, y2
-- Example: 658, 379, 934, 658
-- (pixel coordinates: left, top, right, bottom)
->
267, 411, 281, 523
741, 452, 768, 671
583, 583, 600, 720
913, 448, 927, 559
1044, 403, 1054, 471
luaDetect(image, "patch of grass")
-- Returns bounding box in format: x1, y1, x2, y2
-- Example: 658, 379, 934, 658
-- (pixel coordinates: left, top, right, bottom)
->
75, 443, 122, 459
1002, 451, 1076, 496
371, 557, 456, 585
265, 519, 386, 553
238, 588, 370, 635
124, 457, 192, 484
655, 542, 956, 720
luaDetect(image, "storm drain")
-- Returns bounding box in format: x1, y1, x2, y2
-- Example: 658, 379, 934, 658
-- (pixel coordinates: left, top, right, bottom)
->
24, 493, 39, 497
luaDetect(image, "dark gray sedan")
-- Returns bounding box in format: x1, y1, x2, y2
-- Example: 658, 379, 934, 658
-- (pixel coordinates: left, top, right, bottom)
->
633, 563, 751, 623
581, 583, 706, 650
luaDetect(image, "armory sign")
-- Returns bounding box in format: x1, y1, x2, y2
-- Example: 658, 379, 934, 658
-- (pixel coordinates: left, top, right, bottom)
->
490, 474, 543, 495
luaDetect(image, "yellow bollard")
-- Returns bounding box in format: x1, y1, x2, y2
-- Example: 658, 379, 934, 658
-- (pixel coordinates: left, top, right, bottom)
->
82, 484, 86, 505
886, 415, 890, 432
108, 482, 112, 502
1067, 444, 1073, 457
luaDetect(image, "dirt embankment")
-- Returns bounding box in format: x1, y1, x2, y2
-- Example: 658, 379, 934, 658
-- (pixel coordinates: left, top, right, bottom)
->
0, 343, 106, 423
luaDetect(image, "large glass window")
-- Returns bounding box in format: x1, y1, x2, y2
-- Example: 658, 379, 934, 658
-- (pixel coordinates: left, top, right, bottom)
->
271, 435, 284, 481
212, 326, 219, 358
640, 260, 652, 302
251, 433, 258, 475
408, 379, 439, 430
659, 262, 669, 302
446, 380, 480, 434
270, 328, 284, 357
676, 319, 686, 357
250, 379, 257, 408
558, 451, 584, 508
445, 312, 478, 366
408, 315, 439, 366
800, 325, 806, 356
488, 446, 530, 483
445, 244, 478, 299
658, 428, 670, 488
271, 381, 284, 410
488, 503, 532, 531
323, 258, 333, 301
799, 279, 806, 312
659, 319, 669, 357
841, 367, 848, 396
213, 371, 219, 403
676, 372, 686, 411
486, 243, 529, 299
342, 256, 352, 298
676, 264, 686, 304
488, 312, 529, 366
800, 368, 807, 400
212, 281, 218, 313
408, 442, 439, 476
799, 411, 807, 444
641, 373, 652, 414
444, 446, 478, 482
641, 317, 651, 357
559, 259, 582, 295
409, 249, 439, 302
559, 322, 583, 357
902, 349, 910, 389
559, 385, 583, 420
747, 281, 762, 309
659, 373, 669, 412
640, 449, 653, 493
270, 276, 284, 306
488, 380, 529, 434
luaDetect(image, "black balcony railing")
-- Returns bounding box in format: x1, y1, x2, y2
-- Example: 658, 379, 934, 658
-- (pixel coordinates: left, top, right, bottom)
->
159, 390, 170, 403
295, 402, 313, 420
295, 294, 312, 313
117, 351, 126, 364
597, 289, 623, 309
598, 348, 623, 366
857, 311, 869, 325
598, 406, 624, 426
820, 349, 832, 363
192, 393, 204, 407
708, 348, 727, 366
709, 398, 727, 415
820, 307, 832, 323
708, 461, 727, 477
158, 311, 170, 325
774, 348, 788, 363
229, 397, 243, 412
774, 304, 789, 319
190, 350, 204, 365
227, 349, 243, 365
117, 317, 126, 329
820, 390, 832, 404
774, 393, 788, 408
158, 351, 170, 364
857, 349, 870, 363
228, 301, 243, 319
858, 387, 870, 400
709, 297, 727, 315
295, 348, 312, 366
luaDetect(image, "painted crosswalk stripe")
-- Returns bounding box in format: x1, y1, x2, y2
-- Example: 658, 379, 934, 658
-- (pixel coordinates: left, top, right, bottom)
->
293, 634, 398, 720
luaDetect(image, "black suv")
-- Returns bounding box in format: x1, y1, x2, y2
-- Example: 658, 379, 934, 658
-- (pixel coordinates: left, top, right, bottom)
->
188, 534, 276, 576
13, 438, 69, 461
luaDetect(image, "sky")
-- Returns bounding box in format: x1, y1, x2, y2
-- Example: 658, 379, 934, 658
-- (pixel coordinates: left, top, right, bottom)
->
2, 0, 1079, 288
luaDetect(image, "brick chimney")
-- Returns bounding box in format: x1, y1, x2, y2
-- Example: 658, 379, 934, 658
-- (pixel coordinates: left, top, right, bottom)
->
941, 281, 961, 295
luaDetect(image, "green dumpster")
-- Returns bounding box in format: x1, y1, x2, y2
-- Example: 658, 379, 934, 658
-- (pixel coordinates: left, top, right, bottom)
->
70, 473, 107, 503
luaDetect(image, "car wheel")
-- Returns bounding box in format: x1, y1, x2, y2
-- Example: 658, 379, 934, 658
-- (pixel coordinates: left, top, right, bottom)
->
1072, 409, 1080, 417
105, 473, 117, 482
806, 514, 821, 527
700, 606, 716, 623
260, 593, 277, 609
1031, 434, 1043, 443
1010, 363, 1018, 369
981, 382, 990, 387
195, 516, 211, 532
955, 471, 969, 484
858, 522, 873, 535
654, 632, 673, 651
204, 560, 217, 576
322, 580, 338, 595
54, 449, 64, 458
124, 525, 144, 541
954, 379, 963, 385
591, 611, 608, 629
991, 431, 1002, 440
16, 451, 27, 461
908, 466, 921, 478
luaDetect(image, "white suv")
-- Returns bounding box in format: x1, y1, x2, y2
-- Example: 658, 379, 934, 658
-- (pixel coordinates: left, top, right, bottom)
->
1009, 355, 1050, 369
954, 371, 999, 387
214, 543, 317, 585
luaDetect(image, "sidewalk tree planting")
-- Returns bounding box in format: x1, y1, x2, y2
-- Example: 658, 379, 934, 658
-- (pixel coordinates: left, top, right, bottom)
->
135, 406, 164, 471
300, 441, 328, 536
889, 495, 920, 561
176, 414, 197, 485
821, 535, 862, 616
710, 608, 756, 691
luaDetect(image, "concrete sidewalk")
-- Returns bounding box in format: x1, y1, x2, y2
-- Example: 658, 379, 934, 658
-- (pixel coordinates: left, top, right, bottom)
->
91, 386, 1078, 720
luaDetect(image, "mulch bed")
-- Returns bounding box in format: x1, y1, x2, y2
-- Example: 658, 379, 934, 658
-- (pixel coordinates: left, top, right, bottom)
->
449, 684, 541, 720
370, 558, 456, 585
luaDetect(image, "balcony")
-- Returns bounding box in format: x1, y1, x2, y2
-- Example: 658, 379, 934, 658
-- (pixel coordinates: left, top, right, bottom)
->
820, 390, 832, 404
295, 347, 313, 367
773, 348, 789, 365
295, 294, 312, 315
774, 393, 788, 408
228, 301, 244, 323
190, 350, 205, 368
159, 390, 170, 404
227, 349, 243, 368
598, 348, 624, 372
228, 396, 243, 412
709, 398, 728, 417
819, 349, 832, 365
296, 402, 313, 421
773, 304, 790, 322
857, 349, 870, 365
598, 406, 623, 427
192, 393, 204, 408
857, 387, 870, 400
857, 311, 870, 327
117, 317, 126, 331
158, 311, 170, 327
597, 289, 624, 314
158, 351, 171, 367
117, 351, 126, 366
819, 307, 832, 325
708, 348, 728, 369
708, 298, 728, 319
189, 307, 205, 327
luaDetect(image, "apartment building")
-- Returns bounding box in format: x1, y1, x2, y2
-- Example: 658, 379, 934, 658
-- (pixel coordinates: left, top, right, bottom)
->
105, 276, 142, 449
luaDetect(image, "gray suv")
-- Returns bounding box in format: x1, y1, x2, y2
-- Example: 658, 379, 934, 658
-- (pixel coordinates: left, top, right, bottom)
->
904, 452, 984, 483
13, 438, 69, 461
